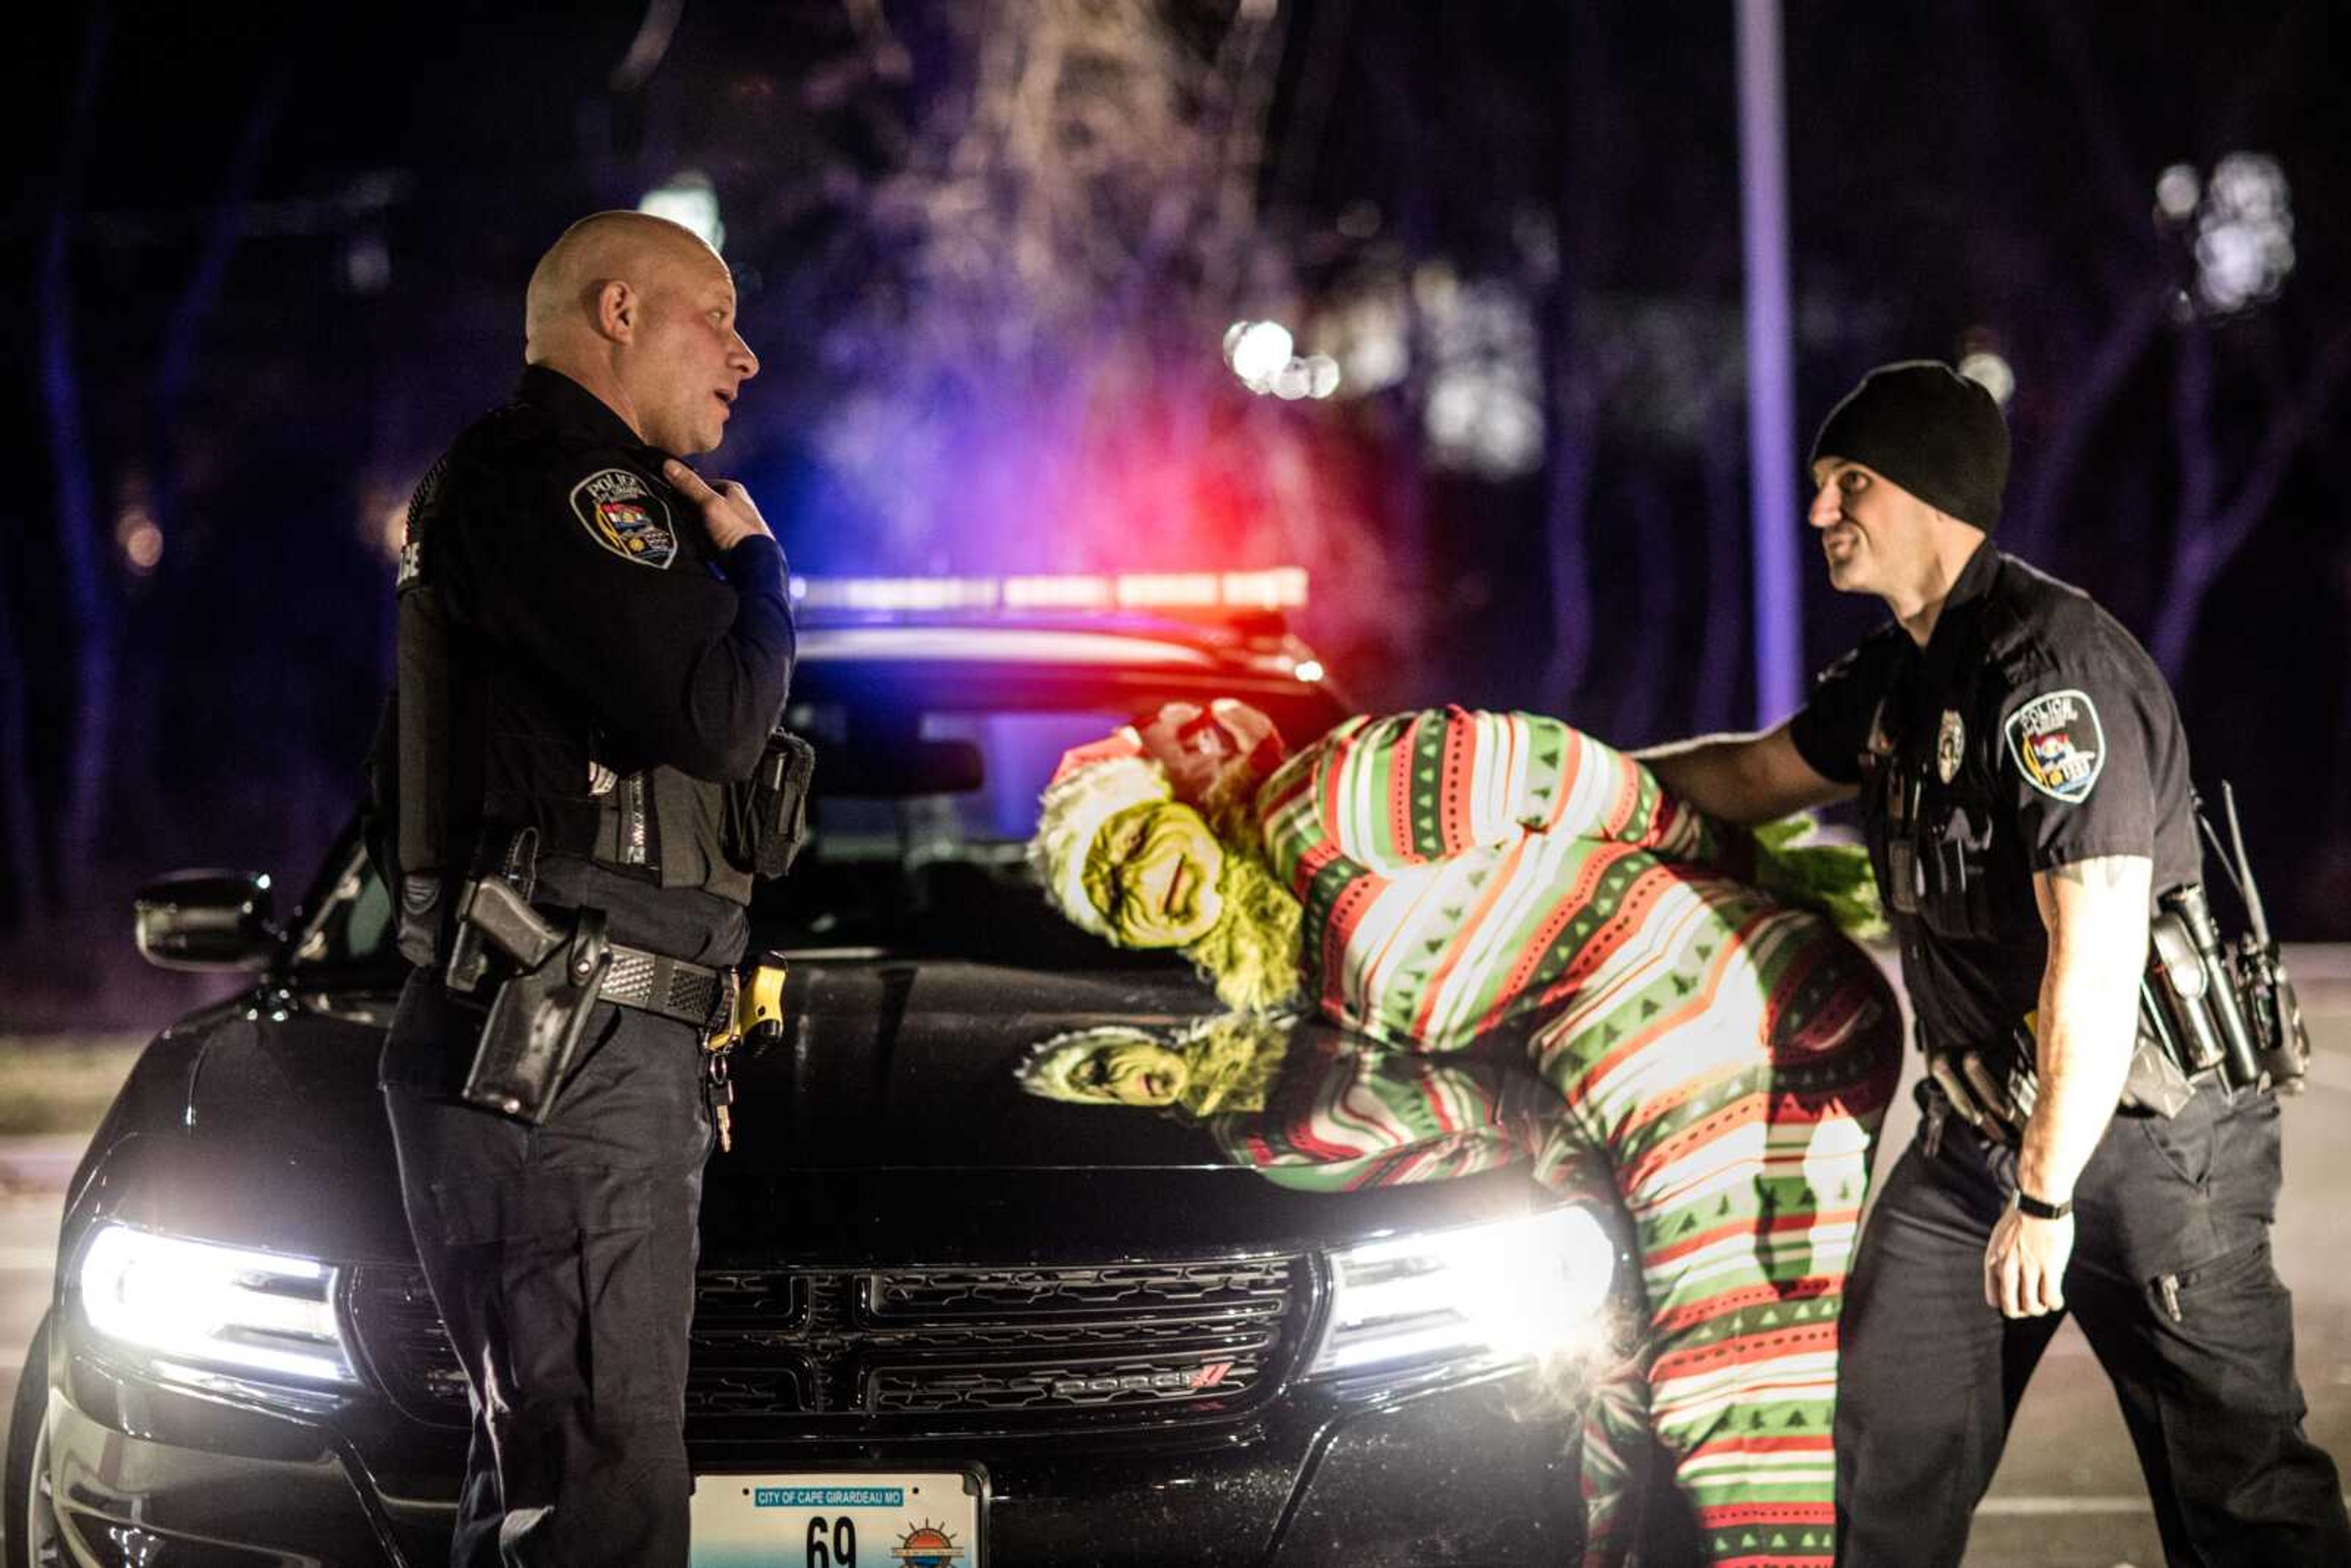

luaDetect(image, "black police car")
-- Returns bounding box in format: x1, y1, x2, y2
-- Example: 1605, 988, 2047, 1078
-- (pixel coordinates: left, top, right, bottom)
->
7, 587, 1627, 1567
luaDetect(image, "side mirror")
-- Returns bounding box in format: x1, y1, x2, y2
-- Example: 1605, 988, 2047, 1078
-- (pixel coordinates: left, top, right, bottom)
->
134, 871, 282, 972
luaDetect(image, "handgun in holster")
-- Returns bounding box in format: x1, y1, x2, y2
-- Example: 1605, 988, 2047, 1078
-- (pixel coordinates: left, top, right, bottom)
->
451, 876, 612, 1123
1935, 994, 2224, 1151
1925, 1024, 2042, 1148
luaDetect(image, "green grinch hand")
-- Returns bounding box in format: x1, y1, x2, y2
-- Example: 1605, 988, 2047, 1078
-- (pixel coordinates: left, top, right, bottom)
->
1750, 816, 1887, 942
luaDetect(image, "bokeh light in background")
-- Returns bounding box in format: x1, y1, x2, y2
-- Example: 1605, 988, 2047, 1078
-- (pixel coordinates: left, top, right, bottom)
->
341, 234, 392, 296
115, 508, 162, 577
2159, 154, 2296, 316
2156, 163, 2202, 222
1225, 320, 1294, 386
377, 501, 408, 564
1225, 321, 1340, 402
1315, 286, 1410, 396
1957, 349, 2015, 409
639, 169, 727, 252
2194, 153, 2293, 314
1415, 265, 1544, 480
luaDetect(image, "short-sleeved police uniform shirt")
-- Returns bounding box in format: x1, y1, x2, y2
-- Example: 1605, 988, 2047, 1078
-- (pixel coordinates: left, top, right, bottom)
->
1787, 541, 2201, 1048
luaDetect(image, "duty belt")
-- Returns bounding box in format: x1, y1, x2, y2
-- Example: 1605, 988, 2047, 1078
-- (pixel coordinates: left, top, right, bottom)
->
449, 874, 733, 1036
1922, 1028, 2038, 1150
1923, 1015, 2224, 1155
451, 874, 743, 1125
598, 945, 734, 1037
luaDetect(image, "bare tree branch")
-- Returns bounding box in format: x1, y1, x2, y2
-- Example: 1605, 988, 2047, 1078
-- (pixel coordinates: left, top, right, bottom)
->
37, 2, 113, 915
1696, 389, 1749, 735
122, 78, 284, 869
2023, 1, 2160, 272
2010, 282, 2170, 563
816, 0, 1367, 610
2151, 321, 2351, 675
0, 539, 38, 927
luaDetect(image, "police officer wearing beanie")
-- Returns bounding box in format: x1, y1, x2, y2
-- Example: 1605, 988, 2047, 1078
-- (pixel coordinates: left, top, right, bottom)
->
372, 211, 790, 1566
1638, 362, 2348, 1565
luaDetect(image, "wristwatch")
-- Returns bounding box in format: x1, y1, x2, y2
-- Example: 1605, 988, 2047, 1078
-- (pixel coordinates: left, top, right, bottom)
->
2015, 1188, 2073, 1220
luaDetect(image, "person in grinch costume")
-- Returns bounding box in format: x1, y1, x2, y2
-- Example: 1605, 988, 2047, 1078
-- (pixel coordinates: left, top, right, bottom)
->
1029, 699, 1903, 1567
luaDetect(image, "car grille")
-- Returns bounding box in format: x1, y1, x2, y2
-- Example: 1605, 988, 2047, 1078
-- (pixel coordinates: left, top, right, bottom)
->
348, 1256, 1307, 1433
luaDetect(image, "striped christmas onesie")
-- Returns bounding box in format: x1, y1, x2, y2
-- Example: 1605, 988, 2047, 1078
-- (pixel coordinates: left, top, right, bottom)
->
1255, 708, 1903, 1567
1210, 1032, 1555, 1194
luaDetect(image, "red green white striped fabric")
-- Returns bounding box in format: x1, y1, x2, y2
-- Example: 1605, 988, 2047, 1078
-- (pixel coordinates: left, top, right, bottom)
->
1251, 708, 1902, 1565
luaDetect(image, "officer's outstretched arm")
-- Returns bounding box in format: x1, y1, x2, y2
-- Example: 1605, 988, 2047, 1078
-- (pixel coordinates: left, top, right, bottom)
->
1636, 722, 1853, 827
1984, 853, 2151, 1318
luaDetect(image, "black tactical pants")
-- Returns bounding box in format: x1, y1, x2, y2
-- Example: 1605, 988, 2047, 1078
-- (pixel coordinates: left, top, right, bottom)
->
384, 987, 713, 1568
1834, 1081, 2349, 1567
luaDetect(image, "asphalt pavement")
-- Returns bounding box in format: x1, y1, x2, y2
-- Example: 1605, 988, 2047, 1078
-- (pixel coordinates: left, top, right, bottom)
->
3, 966, 2348, 1566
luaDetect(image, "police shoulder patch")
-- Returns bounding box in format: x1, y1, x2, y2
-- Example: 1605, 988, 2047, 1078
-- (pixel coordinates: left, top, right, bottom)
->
568, 467, 677, 569
2004, 688, 2104, 803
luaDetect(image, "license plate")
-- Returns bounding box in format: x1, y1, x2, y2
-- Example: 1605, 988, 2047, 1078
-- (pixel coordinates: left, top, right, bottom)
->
691, 1470, 984, 1568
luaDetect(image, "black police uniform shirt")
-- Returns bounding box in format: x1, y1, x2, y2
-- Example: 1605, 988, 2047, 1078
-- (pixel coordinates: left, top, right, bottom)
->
400, 364, 795, 968
1787, 540, 2201, 1051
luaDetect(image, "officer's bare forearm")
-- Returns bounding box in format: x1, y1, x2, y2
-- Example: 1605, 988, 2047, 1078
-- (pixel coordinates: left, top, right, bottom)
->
2020, 855, 2153, 1202
1635, 724, 1851, 827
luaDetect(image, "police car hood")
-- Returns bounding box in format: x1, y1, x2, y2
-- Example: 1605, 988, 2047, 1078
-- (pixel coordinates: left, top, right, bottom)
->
728, 958, 1267, 1173
104, 960, 1542, 1270
694, 957, 1551, 1265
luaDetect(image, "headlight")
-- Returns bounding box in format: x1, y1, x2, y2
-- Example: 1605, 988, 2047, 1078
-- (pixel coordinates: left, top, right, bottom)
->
76, 1223, 362, 1387
1306, 1206, 1616, 1378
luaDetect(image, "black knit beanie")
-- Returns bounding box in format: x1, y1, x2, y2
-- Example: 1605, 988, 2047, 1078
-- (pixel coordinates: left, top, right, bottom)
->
1809, 361, 2009, 530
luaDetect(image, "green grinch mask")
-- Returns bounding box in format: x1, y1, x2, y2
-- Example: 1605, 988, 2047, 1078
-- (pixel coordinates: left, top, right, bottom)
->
1080, 801, 1228, 948
1076, 1034, 1193, 1106
1016, 1015, 1295, 1118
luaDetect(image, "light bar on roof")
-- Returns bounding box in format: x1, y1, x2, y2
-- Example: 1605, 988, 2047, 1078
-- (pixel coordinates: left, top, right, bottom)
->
1116, 572, 1221, 607
789, 576, 1000, 613
1221, 567, 1309, 610
790, 568, 1307, 614
1003, 574, 1112, 610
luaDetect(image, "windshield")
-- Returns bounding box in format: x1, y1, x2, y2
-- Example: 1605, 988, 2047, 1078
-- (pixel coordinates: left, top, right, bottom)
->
754, 664, 1344, 964
289, 838, 397, 977
295, 659, 1346, 975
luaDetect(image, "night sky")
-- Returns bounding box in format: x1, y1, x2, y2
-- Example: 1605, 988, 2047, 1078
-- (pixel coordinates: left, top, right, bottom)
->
7, 1, 2349, 1024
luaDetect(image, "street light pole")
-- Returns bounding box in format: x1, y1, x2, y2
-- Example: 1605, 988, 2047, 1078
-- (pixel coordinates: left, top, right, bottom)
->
1736, 0, 1802, 724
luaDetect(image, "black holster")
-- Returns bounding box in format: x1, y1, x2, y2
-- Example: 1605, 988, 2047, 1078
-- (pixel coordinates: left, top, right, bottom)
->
453, 876, 613, 1123
1925, 1027, 2042, 1146
2143, 883, 2276, 1092
731, 728, 816, 877
1932, 881, 2305, 1146
1930, 988, 2209, 1147
2236, 940, 2312, 1093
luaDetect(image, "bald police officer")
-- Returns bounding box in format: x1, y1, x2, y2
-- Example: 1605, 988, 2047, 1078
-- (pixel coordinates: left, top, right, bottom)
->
1637, 362, 2347, 1566
377, 212, 790, 1566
